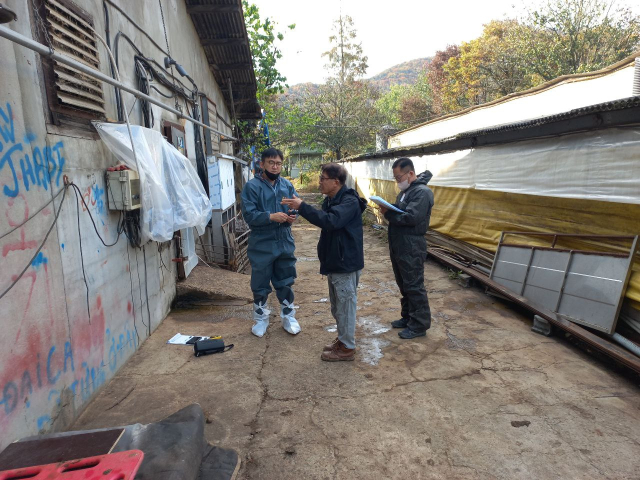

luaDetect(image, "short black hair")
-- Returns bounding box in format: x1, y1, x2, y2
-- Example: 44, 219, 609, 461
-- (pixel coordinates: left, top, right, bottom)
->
392, 157, 414, 172
261, 147, 284, 162
321, 163, 347, 185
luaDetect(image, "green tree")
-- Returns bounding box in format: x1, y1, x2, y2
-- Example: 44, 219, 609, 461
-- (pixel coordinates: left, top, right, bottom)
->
242, 1, 295, 101
264, 92, 320, 174
322, 15, 368, 83
376, 72, 433, 128
522, 0, 640, 80
305, 15, 380, 160
306, 79, 380, 160
426, 45, 460, 116
239, 2, 295, 157
432, 0, 639, 116
441, 20, 537, 112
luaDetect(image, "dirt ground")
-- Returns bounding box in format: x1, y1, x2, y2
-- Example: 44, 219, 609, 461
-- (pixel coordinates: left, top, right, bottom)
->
73, 214, 640, 479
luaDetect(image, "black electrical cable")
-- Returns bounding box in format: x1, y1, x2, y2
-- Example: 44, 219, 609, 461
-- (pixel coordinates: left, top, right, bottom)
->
0, 184, 69, 301
103, 1, 123, 122
142, 244, 152, 336
151, 85, 176, 98
69, 183, 123, 247
134, 247, 148, 332
135, 58, 154, 128
125, 241, 142, 345
190, 91, 210, 196
72, 186, 92, 324
158, 244, 171, 272
122, 210, 141, 249
113, 32, 194, 103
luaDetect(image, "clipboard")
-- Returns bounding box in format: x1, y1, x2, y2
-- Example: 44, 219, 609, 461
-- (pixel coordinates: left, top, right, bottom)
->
369, 196, 404, 213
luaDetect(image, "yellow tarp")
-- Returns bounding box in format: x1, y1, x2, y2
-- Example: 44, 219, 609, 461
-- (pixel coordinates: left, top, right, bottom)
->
355, 178, 640, 307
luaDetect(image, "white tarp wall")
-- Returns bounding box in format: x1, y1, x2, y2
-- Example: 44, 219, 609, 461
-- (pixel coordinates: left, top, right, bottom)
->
349, 128, 640, 205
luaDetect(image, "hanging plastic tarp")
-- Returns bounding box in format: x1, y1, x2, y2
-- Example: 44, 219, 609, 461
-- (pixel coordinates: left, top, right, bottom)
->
94, 122, 211, 243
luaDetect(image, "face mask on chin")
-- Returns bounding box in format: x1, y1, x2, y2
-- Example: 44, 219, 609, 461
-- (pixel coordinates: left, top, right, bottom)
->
397, 179, 409, 191
264, 170, 280, 181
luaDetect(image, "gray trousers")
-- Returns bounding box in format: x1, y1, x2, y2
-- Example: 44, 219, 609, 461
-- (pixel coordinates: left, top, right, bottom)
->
327, 270, 361, 349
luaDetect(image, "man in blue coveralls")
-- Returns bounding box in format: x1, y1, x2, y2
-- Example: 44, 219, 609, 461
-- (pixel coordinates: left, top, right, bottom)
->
241, 148, 301, 337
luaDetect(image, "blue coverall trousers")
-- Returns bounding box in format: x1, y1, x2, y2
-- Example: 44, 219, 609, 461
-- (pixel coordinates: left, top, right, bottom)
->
248, 225, 297, 305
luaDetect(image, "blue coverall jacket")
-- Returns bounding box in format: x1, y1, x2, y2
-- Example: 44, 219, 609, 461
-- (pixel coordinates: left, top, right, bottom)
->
241, 174, 298, 304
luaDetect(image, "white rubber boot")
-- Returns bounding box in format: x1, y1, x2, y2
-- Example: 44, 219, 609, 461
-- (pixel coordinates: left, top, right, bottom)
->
280, 299, 301, 335
252, 302, 270, 337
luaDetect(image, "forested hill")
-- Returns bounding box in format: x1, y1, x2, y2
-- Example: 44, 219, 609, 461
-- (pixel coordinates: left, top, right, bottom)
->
286, 57, 431, 95
367, 57, 431, 91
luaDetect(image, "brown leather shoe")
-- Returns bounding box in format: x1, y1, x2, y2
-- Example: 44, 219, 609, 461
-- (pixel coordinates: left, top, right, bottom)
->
323, 337, 340, 352
321, 343, 355, 362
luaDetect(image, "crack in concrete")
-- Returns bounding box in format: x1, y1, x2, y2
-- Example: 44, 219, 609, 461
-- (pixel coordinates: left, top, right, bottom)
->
241, 328, 271, 478
541, 414, 611, 478
105, 385, 135, 411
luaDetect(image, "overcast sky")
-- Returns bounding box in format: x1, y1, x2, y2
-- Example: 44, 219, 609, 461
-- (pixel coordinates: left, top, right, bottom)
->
251, 0, 640, 86
250, 0, 535, 85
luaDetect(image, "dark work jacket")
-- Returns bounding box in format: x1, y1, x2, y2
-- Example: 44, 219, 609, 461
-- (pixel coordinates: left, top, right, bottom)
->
385, 170, 434, 237
298, 185, 367, 275
241, 175, 297, 233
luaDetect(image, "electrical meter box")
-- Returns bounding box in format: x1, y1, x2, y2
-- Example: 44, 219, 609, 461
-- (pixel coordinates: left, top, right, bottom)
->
106, 169, 141, 211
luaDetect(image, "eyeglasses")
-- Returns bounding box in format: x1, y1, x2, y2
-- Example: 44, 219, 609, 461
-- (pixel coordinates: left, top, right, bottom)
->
265, 160, 283, 167
319, 175, 335, 182
394, 171, 410, 182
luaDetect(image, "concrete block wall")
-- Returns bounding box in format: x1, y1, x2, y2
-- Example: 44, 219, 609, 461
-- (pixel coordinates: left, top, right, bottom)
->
0, 0, 233, 450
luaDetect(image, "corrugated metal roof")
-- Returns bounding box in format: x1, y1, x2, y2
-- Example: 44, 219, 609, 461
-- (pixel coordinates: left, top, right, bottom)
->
186, 0, 261, 120
344, 95, 640, 162
392, 51, 640, 137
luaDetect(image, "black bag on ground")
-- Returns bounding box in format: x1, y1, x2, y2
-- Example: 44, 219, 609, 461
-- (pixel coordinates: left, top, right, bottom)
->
193, 338, 234, 357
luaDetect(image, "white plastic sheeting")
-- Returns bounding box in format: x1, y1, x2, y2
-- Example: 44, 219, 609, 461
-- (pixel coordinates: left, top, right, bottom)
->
390, 64, 635, 148
95, 122, 212, 242
347, 128, 640, 205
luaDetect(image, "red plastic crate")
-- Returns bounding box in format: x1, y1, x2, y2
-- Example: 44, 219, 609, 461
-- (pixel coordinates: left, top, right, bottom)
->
0, 450, 144, 480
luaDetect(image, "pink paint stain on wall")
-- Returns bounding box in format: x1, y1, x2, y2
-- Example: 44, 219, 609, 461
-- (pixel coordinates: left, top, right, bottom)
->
73, 295, 106, 362
2, 229, 37, 257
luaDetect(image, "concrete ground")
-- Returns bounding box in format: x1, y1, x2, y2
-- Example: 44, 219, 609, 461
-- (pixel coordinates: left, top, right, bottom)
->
73, 217, 640, 479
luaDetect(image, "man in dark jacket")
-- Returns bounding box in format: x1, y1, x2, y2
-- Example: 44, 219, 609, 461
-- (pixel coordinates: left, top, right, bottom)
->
379, 158, 434, 339
282, 163, 367, 361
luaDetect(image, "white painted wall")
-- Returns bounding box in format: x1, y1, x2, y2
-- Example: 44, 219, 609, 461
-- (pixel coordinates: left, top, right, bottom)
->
0, 0, 234, 449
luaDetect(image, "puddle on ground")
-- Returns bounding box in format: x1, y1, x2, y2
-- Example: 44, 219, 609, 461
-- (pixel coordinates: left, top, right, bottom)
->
323, 315, 391, 365
357, 315, 390, 335
359, 338, 391, 366
357, 315, 391, 365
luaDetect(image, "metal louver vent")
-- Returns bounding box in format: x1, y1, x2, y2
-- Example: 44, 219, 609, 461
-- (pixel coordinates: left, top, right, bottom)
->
44, 0, 105, 117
